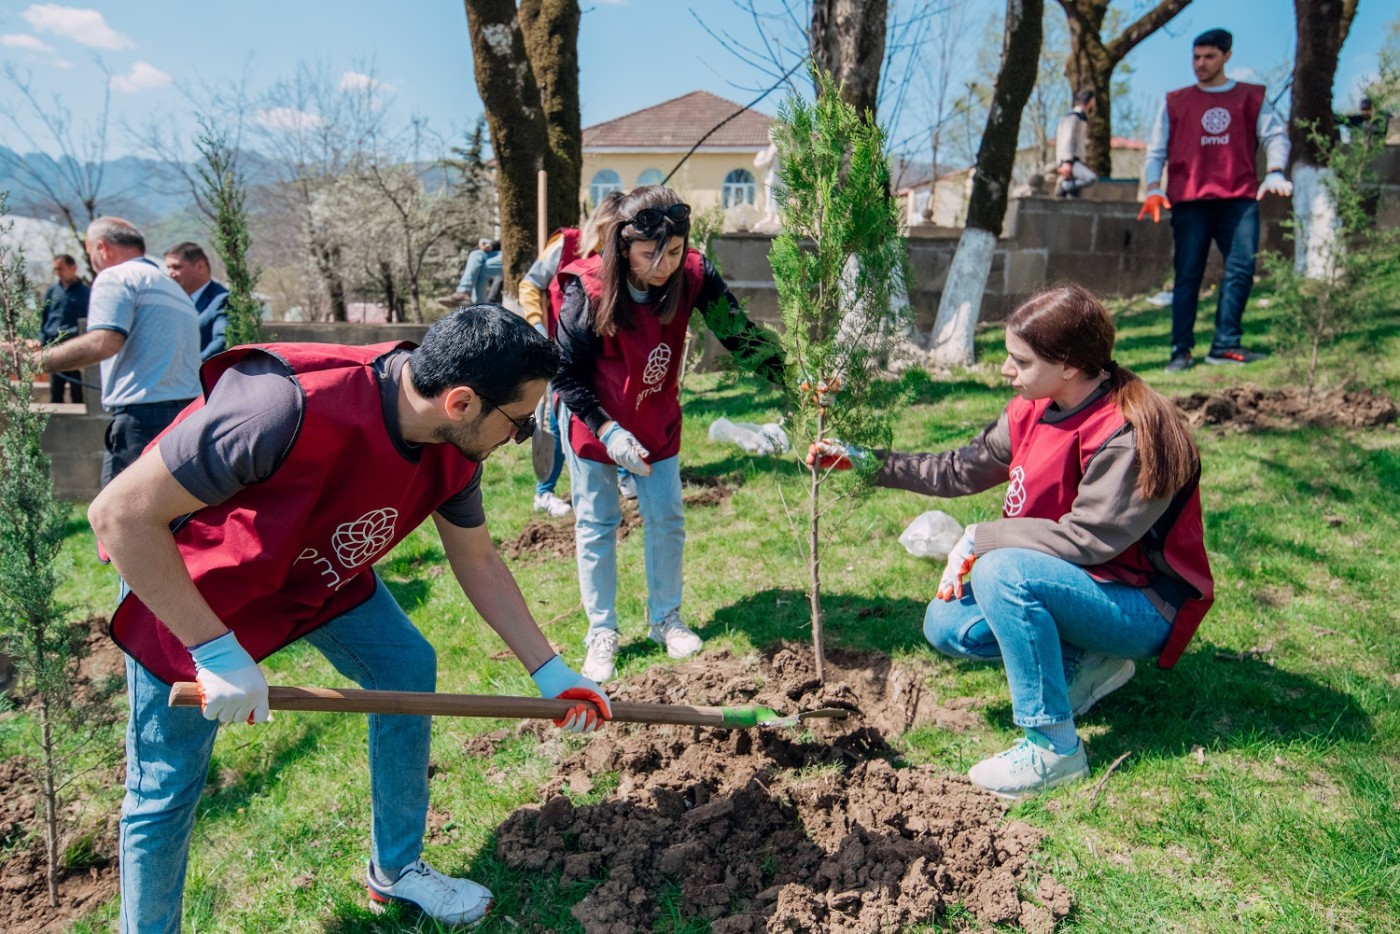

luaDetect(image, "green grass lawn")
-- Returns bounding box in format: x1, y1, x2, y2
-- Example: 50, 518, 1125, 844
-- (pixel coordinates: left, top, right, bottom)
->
36, 279, 1400, 933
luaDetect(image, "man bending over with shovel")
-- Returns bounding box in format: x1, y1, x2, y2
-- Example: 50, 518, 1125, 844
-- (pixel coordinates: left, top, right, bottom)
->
88, 305, 611, 932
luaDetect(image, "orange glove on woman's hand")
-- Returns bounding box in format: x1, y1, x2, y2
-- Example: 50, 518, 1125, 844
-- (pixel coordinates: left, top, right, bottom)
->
936, 526, 978, 601
1137, 190, 1172, 223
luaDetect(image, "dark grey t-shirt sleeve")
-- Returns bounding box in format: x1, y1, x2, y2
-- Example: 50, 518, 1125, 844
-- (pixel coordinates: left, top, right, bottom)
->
434, 471, 485, 528
159, 354, 302, 505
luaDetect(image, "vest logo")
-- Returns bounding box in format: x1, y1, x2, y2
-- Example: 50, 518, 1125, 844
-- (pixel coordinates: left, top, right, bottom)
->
331, 507, 399, 568
636, 343, 672, 407
1201, 107, 1231, 135
1003, 466, 1026, 517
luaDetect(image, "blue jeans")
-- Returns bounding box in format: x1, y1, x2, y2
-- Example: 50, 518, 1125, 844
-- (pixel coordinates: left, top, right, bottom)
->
922, 548, 1171, 728
535, 397, 566, 495
1170, 197, 1260, 357
119, 578, 436, 934
560, 405, 685, 643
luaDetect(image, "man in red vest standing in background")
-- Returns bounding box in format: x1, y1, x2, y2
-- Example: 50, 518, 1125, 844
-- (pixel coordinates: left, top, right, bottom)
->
1138, 28, 1292, 373
88, 305, 611, 932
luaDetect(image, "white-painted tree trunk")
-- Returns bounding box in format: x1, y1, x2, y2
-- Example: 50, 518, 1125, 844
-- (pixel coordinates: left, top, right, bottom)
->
930, 227, 997, 366
1292, 163, 1341, 281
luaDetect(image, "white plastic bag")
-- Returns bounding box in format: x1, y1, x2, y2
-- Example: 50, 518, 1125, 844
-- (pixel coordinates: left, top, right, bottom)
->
898, 510, 965, 559
708, 417, 790, 455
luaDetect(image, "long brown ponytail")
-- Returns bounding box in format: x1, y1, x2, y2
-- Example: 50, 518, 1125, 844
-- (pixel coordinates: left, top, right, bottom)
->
1008, 286, 1199, 500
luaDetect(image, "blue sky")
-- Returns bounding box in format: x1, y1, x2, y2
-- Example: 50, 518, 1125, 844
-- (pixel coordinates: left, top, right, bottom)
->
0, 0, 1394, 163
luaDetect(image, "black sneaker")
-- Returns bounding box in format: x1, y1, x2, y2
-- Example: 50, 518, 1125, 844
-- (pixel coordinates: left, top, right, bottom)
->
1165, 351, 1193, 373
1205, 346, 1267, 365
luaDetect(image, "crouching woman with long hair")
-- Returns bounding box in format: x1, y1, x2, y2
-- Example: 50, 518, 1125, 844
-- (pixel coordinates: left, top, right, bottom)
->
817, 285, 1214, 798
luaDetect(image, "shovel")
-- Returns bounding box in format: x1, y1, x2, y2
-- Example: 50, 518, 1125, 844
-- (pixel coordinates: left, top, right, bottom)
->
168, 683, 851, 730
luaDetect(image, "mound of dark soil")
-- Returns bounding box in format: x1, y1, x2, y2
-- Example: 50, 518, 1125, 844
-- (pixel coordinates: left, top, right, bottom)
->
1176, 384, 1398, 430
489, 646, 1069, 933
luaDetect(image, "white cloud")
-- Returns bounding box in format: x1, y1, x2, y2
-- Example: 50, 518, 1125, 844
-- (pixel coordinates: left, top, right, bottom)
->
111, 60, 171, 94
1231, 66, 1261, 84
337, 70, 394, 93
21, 4, 134, 50
51, 57, 72, 69
255, 106, 323, 131
1, 33, 56, 53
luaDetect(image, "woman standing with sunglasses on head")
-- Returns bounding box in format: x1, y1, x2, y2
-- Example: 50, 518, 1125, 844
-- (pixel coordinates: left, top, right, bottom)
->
553, 185, 787, 682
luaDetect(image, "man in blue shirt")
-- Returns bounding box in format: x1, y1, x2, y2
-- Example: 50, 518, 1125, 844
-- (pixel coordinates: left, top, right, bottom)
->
39, 253, 90, 403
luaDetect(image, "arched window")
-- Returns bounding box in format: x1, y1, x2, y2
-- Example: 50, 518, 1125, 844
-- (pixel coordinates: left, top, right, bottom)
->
637, 168, 665, 187
722, 168, 757, 208
590, 169, 622, 205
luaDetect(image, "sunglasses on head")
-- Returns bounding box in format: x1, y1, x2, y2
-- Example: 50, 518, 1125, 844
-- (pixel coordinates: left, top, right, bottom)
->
474, 391, 536, 444
626, 203, 691, 232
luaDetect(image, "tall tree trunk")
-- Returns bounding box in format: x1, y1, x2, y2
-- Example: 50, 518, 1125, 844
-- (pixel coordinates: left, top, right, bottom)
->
519, 0, 582, 231
810, 0, 888, 118
1057, 0, 1194, 176
931, 0, 1042, 365
1290, 0, 1359, 278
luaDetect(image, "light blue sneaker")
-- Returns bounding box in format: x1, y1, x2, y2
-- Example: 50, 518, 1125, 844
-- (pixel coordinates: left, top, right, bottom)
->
1067, 656, 1136, 717
969, 737, 1090, 799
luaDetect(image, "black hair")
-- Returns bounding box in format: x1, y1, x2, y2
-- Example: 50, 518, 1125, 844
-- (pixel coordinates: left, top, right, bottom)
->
1193, 28, 1232, 53
409, 304, 559, 403
1074, 89, 1096, 106
53, 254, 77, 267
488, 240, 501, 252
165, 241, 210, 264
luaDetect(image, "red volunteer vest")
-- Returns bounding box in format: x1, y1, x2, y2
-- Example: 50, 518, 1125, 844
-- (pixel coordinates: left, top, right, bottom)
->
1165, 82, 1264, 203
544, 227, 584, 338
108, 342, 481, 684
1004, 394, 1214, 669
557, 250, 705, 465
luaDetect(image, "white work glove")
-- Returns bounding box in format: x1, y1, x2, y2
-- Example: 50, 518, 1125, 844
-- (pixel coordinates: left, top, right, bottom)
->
936, 526, 977, 601
191, 631, 271, 724
600, 423, 652, 476
1256, 171, 1292, 200
530, 654, 612, 734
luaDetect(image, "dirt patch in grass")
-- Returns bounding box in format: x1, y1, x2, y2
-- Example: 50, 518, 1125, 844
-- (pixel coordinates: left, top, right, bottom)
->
1176, 384, 1398, 430
490, 645, 1067, 933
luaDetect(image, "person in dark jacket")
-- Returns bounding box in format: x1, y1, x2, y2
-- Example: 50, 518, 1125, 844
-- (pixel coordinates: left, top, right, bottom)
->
40, 253, 89, 403
164, 242, 230, 361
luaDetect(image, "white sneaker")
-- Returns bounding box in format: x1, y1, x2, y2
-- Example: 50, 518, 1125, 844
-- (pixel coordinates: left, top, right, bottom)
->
648, 611, 702, 659
581, 629, 620, 682
1067, 656, 1136, 717
617, 472, 638, 501
968, 737, 1089, 799
367, 859, 492, 927
533, 491, 572, 517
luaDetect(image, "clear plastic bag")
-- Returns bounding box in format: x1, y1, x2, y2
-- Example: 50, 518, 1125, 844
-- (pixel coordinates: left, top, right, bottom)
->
708, 417, 790, 455
898, 510, 965, 559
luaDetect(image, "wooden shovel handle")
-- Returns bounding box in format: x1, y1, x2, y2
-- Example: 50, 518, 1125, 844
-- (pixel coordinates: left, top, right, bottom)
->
168, 683, 735, 727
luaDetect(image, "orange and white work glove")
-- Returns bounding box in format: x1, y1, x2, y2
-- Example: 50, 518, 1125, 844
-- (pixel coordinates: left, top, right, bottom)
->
601, 423, 651, 476
935, 526, 978, 601
190, 631, 271, 724
530, 654, 612, 734
805, 439, 867, 471
1256, 170, 1293, 200
1137, 189, 1171, 223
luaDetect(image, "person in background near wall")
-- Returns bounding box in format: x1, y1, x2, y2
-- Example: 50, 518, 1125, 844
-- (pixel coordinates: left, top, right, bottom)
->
453, 238, 504, 305
164, 242, 230, 361
1339, 96, 1391, 146
40, 253, 90, 404
28, 218, 200, 486
553, 185, 788, 683
518, 191, 627, 517
1139, 27, 1291, 373
1055, 89, 1098, 199
810, 285, 1213, 799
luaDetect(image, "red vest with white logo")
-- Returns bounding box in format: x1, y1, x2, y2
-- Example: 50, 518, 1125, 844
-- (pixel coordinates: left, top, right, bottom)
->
557, 250, 705, 465
107, 342, 481, 684
1004, 393, 1214, 669
544, 228, 583, 339
1165, 82, 1264, 203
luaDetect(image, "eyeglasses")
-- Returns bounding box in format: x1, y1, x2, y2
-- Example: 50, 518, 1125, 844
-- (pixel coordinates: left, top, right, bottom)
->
626, 203, 691, 233
474, 391, 536, 444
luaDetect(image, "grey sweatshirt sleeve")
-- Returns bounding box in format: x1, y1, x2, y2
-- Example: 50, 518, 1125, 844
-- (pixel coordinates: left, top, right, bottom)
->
874, 410, 1014, 497
971, 430, 1172, 563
